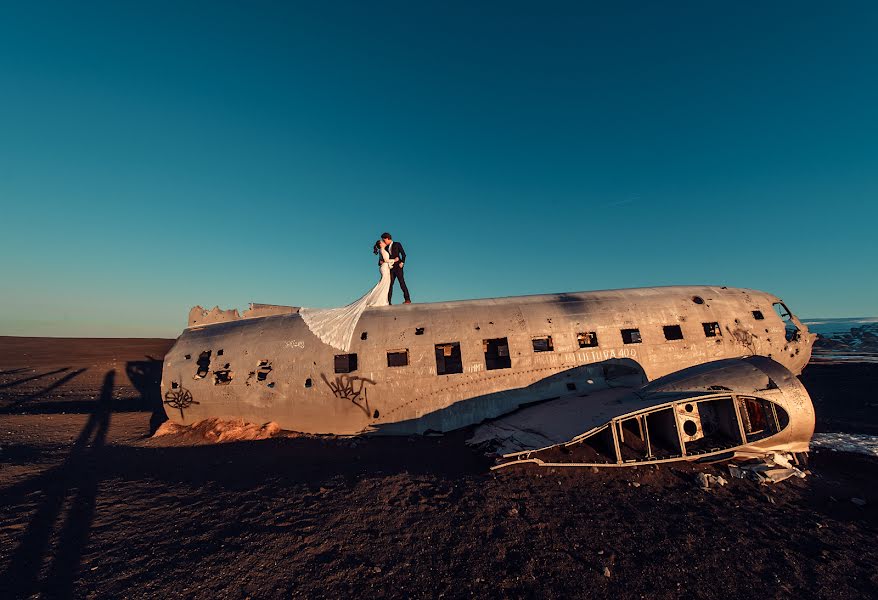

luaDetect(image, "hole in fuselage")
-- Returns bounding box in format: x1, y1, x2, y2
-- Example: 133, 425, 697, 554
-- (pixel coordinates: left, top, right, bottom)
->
256, 360, 272, 381
213, 370, 233, 385
195, 351, 211, 379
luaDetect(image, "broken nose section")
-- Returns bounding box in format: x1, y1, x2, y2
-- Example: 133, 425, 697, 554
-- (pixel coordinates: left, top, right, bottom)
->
485, 356, 815, 470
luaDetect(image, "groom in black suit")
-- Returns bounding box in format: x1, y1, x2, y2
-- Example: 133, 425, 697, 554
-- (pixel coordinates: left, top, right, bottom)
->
381, 232, 411, 304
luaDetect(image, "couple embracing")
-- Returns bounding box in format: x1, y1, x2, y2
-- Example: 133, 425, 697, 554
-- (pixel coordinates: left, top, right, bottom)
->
374, 232, 411, 306
299, 232, 412, 352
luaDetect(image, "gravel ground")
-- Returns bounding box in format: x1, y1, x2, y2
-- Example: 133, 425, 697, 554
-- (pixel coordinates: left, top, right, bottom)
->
1, 337, 876, 599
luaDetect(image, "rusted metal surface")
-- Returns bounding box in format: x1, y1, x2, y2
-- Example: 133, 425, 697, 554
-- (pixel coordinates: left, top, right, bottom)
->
161, 286, 816, 439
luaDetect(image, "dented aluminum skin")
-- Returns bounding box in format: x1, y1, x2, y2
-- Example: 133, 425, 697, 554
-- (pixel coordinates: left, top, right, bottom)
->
491, 356, 816, 469
161, 286, 816, 448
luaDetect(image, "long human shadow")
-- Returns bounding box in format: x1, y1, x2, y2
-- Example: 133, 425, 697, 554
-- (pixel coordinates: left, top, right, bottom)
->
0, 367, 71, 389
0, 370, 114, 599
1, 368, 88, 412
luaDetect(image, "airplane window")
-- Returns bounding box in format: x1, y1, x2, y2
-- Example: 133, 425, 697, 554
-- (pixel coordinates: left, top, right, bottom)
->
752, 310, 765, 320
484, 338, 512, 370
737, 396, 785, 442
532, 336, 554, 352
663, 325, 684, 341
702, 322, 721, 337
387, 350, 409, 368
577, 332, 599, 348
621, 329, 642, 344
435, 343, 463, 375
772, 302, 801, 342
334, 353, 358, 373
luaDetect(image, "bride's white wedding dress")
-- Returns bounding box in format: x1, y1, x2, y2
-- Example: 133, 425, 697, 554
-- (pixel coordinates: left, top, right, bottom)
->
299, 247, 394, 352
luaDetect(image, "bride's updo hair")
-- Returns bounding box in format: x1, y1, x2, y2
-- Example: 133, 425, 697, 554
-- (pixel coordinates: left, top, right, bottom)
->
373, 239, 383, 255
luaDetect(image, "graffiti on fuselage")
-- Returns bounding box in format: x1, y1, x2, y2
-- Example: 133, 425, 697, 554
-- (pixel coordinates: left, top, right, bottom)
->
576, 347, 639, 363
321, 374, 377, 418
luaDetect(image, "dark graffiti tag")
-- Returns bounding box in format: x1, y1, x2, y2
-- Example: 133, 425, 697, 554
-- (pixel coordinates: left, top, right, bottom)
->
163, 385, 199, 419
321, 374, 377, 418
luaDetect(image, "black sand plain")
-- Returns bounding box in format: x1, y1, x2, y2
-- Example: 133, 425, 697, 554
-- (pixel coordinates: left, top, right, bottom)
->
0, 336, 876, 598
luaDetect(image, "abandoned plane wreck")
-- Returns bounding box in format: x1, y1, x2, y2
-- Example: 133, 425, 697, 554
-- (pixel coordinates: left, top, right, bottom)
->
161, 285, 817, 465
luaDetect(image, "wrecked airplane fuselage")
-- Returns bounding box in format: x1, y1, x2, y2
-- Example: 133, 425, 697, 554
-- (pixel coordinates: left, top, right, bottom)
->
160, 285, 816, 459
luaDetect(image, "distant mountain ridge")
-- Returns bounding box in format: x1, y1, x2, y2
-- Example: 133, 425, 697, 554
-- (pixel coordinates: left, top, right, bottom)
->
804, 317, 878, 361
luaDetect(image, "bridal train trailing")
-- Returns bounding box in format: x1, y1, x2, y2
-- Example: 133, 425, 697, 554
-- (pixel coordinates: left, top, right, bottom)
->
299, 238, 399, 352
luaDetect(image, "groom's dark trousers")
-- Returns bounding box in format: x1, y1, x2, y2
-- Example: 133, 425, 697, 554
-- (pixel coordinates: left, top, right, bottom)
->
389, 266, 411, 304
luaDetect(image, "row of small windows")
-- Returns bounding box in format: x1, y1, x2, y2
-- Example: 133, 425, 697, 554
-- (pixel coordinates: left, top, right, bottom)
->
333, 320, 737, 375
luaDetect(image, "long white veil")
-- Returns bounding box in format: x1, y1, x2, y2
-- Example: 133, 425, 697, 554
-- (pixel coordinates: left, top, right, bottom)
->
299, 254, 392, 352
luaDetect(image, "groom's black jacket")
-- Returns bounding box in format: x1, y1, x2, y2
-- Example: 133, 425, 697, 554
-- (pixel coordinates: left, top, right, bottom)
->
388, 241, 406, 267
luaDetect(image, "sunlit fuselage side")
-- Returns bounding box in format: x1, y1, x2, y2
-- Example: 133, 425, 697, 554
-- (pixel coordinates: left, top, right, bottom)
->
160, 285, 815, 435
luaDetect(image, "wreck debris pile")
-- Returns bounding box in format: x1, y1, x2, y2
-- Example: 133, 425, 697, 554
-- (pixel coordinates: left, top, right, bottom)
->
727, 452, 808, 484
695, 472, 728, 489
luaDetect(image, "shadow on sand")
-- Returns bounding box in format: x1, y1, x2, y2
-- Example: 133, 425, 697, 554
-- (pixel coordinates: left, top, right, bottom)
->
0, 364, 488, 597
125, 357, 167, 434
0, 370, 114, 599
1, 368, 89, 413
0, 367, 73, 389
0, 359, 166, 433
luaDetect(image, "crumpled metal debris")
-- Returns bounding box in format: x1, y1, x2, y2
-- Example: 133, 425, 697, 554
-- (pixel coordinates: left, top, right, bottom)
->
696, 472, 728, 490
727, 453, 807, 484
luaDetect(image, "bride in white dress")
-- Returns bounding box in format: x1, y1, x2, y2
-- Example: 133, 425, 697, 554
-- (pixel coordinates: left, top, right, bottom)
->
299, 239, 397, 352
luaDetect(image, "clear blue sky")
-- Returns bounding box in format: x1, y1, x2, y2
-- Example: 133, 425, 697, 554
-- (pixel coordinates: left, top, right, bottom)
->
1, 1, 876, 337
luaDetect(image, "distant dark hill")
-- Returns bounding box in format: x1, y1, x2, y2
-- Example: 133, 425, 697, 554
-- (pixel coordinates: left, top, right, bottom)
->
804, 318, 878, 361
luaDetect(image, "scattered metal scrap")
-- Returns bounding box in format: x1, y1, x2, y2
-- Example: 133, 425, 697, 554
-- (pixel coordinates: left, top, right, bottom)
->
728, 453, 808, 484
696, 472, 728, 489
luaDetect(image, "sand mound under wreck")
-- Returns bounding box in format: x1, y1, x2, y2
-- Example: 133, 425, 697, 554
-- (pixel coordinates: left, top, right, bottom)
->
153, 417, 289, 443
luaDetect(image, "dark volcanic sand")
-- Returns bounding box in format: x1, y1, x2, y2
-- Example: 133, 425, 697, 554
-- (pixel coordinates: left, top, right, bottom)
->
0, 337, 876, 599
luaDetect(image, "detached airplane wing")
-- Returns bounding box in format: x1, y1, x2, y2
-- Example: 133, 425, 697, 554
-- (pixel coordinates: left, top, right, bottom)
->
481, 356, 814, 469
